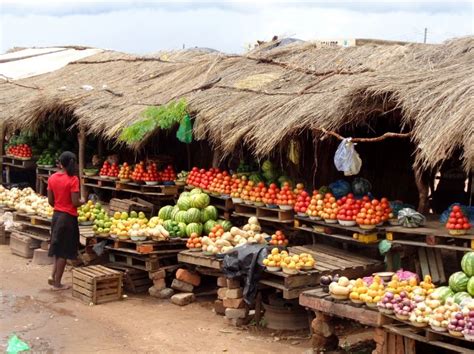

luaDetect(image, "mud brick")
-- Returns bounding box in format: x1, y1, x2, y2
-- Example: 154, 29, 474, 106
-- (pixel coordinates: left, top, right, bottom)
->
149, 269, 166, 280
157, 288, 174, 299
171, 293, 195, 306
217, 287, 228, 300
223, 297, 245, 309
226, 278, 240, 289
217, 276, 227, 287
32, 248, 54, 265
225, 307, 249, 320
40, 241, 49, 250
225, 288, 243, 299
176, 268, 201, 287
374, 328, 385, 345
148, 286, 160, 297
214, 300, 226, 316
153, 278, 166, 290
171, 279, 194, 293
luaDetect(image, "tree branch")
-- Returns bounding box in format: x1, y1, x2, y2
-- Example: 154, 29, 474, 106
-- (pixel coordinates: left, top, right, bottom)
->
318, 128, 411, 142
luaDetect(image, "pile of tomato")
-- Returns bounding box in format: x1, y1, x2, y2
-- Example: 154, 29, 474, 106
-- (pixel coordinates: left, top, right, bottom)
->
7, 144, 32, 159
186, 167, 220, 189
446, 205, 471, 231
336, 193, 362, 221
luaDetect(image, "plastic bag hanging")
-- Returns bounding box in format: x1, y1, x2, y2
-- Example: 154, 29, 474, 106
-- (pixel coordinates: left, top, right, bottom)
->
288, 139, 300, 165
176, 114, 193, 144
334, 138, 362, 176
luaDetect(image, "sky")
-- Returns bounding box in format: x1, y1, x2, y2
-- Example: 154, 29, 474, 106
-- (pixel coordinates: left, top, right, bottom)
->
0, 1, 472, 54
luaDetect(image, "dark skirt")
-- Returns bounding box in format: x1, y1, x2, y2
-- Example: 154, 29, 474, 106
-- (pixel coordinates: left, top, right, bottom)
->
48, 211, 80, 259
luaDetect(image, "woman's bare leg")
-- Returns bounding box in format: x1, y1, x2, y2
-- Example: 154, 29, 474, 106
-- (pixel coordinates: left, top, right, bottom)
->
49, 256, 57, 285
52, 257, 69, 290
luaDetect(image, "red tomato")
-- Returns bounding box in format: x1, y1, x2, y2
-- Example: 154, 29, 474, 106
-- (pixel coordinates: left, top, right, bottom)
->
452, 205, 461, 212
463, 223, 471, 230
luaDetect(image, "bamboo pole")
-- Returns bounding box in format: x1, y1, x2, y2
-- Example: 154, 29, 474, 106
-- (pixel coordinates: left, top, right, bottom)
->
78, 127, 87, 199
0, 122, 4, 184
414, 168, 429, 213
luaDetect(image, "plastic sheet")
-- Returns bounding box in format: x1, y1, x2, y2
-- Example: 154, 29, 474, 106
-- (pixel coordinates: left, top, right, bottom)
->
334, 138, 362, 176
222, 243, 269, 305
6, 335, 29, 353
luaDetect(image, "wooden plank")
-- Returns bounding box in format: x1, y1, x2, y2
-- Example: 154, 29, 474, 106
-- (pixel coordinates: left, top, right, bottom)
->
434, 249, 446, 284
258, 279, 306, 299
426, 248, 440, 283
418, 248, 430, 278
177, 250, 222, 270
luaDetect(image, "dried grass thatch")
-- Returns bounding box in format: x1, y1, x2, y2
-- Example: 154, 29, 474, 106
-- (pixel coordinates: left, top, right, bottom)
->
1, 37, 473, 172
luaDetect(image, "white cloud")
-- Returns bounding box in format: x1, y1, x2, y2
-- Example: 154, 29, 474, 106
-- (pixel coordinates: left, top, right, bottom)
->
0, 1, 472, 54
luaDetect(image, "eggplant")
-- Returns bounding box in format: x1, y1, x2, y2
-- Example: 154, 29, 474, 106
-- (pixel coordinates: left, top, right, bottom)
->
332, 274, 340, 283
320, 276, 331, 286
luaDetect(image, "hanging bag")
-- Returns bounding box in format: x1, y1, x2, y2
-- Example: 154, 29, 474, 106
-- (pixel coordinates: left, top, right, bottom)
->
334, 138, 362, 176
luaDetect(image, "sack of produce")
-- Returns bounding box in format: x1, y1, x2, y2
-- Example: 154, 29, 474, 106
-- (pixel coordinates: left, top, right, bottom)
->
397, 208, 426, 228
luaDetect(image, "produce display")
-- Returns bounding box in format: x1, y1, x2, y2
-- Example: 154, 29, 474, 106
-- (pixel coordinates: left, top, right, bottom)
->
160, 165, 177, 182
99, 161, 119, 179
446, 205, 471, 235
269, 230, 289, 246
208, 171, 232, 195
230, 175, 248, 203
275, 182, 296, 209
397, 208, 426, 228
263, 248, 289, 271
109, 211, 169, 241
131, 162, 146, 182
176, 171, 189, 185
279, 252, 315, 274
78, 201, 106, 225
118, 162, 132, 181
261, 183, 279, 206
306, 192, 323, 220
6, 143, 33, 159
37, 150, 59, 167
320, 193, 338, 223
294, 190, 310, 215
329, 276, 353, 300
201, 217, 268, 255
350, 276, 385, 307
429, 298, 460, 332
0, 186, 53, 218
186, 233, 202, 250
143, 162, 160, 184
392, 291, 416, 320
355, 197, 391, 229
336, 193, 361, 226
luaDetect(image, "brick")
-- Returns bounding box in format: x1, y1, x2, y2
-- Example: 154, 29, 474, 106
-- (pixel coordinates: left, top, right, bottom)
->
223, 297, 245, 309
226, 278, 240, 289
157, 288, 174, 299
171, 279, 194, 293
149, 269, 166, 280
171, 293, 195, 306
224, 317, 250, 327
32, 248, 54, 265
217, 287, 228, 300
214, 300, 226, 316
40, 241, 49, 250
225, 307, 249, 320
148, 286, 160, 297
225, 288, 243, 299
176, 268, 201, 287
153, 278, 166, 290
217, 276, 227, 287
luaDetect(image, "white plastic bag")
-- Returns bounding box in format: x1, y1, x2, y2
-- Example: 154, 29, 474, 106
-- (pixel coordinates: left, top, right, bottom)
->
334, 138, 362, 176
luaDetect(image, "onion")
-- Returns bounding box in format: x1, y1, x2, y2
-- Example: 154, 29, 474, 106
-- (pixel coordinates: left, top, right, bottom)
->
456, 313, 464, 320
458, 320, 466, 327
448, 324, 455, 330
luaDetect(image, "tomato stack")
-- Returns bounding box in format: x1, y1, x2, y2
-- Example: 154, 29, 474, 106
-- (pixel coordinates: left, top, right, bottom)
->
336, 193, 362, 226
99, 161, 111, 177
143, 162, 160, 182
294, 190, 311, 215
249, 182, 267, 205
160, 165, 176, 182
209, 171, 232, 195
269, 230, 289, 246
356, 197, 383, 229
7, 144, 33, 159
186, 167, 219, 190
276, 182, 296, 209
446, 205, 471, 235
262, 183, 279, 206
230, 175, 248, 201
321, 193, 338, 222
131, 162, 146, 182
118, 162, 132, 181
107, 162, 119, 179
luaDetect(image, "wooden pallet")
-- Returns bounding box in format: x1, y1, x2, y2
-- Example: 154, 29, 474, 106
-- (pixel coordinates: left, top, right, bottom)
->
383, 314, 474, 353
13, 212, 51, 241
386, 219, 474, 252
115, 181, 178, 196
233, 203, 294, 224
260, 244, 384, 299
36, 166, 58, 177
103, 237, 186, 255
108, 251, 161, 272
1, 156, 37, 169
177, 250, 223, 270
209, 194, 234, 211
299, 287, 387, 327
72, 265, 123, 305
106, 265, 153, 293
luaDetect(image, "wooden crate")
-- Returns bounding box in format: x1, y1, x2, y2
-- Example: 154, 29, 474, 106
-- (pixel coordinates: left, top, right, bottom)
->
257, 206, 294, 223
9, 231, 41, 258
123, 268, 153, 293
108, 198, 156, 218
72, 265, 123, 305
0, 225, 10, 245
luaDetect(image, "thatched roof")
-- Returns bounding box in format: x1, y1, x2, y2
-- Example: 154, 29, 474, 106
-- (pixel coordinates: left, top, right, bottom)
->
1, 37, 473, 172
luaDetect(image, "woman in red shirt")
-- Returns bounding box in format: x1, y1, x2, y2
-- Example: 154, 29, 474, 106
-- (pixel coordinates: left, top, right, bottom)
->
47, 152, 84, 290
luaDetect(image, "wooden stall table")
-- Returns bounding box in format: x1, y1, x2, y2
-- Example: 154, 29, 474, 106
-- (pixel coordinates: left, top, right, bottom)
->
385, 218, 474, 284
1, 155, 37, 184
261, 244, 384, 300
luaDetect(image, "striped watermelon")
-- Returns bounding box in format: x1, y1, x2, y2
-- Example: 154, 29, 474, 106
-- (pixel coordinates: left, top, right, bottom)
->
170, 206, 180, 220
177, 222, 187, 237
174, 210, 188, 223
190, 188, 202, 195
204, 220, 217, 234
449, 271, 469, 293
203, 206, 218, 221
468, 277, 474, 296
185, 208, 201, 224
462, 252, 474, 277
217, 219, 232, 232
158, 205, 173, 220
190, 193, 210, 209
186, 222, 203, 237
453, 291, 471, 304
177, 196, 191, 211
431, 286, 454, 303
180, 191, 191, 198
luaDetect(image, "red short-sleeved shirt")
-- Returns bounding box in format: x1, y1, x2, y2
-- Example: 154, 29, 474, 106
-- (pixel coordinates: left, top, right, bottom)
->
48, 172, 80, 216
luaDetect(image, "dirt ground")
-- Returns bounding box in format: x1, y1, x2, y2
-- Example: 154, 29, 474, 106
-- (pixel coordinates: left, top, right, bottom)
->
0, 246, 313, 353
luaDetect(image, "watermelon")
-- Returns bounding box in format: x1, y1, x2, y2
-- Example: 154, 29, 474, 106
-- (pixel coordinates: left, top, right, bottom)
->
203, 205, 218, 221
190, 188, 202, 195
217, 219, 232, 232
177, 196, 191, 211
174, 210, 188, 223
185, 208, 201, 224
462, 252, 474, 277
190, 193, 210, 209
431, 286, 454, 303
158, 205, 174, 220
261, 160, 274, 172
170, 206, 180, 220
449, 271, 470, 293
453, 291, 471, 304
177, 222, 187, 237
203, 220, 217, 234
249, 173, 264, 184
162, 219, 173, 230
180, 191, 191, 198
186, 222, 203, 237
468, 277, 474, 296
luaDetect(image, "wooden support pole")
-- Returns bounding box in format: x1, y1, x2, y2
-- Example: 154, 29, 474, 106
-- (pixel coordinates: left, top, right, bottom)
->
78, 128, 87, 199
0, 122, 4, 184
414, 168, 429, 213
212, 149, 222, 168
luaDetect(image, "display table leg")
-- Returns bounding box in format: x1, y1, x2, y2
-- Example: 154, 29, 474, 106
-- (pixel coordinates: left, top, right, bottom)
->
311, 311, 338, 351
